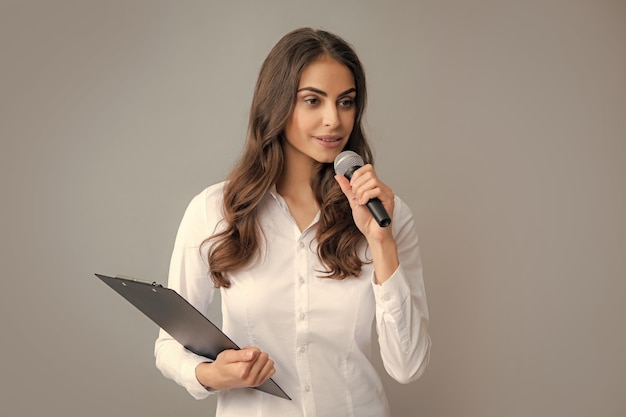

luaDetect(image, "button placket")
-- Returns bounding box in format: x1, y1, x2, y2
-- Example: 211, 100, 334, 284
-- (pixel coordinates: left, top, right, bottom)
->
294, 234, 314, 412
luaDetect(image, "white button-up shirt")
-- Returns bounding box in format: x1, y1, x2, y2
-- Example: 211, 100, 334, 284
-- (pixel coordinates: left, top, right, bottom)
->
155, 182, 430, 417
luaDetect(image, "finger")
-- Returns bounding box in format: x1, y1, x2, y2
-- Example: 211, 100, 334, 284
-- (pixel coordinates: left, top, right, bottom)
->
348, 164, 375, 187
246, 352, 270, 386
334, 174, 362, 208
334, 174, 353, 198
350, 175, 378, 200
351, 176, 380, 203
233, 348, 262, 381
254, 358, 276, 386
357, 187, 382, 205
220, 347, 258, 364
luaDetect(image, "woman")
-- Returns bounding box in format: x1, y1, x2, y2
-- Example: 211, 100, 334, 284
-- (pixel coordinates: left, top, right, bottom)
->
155, 27, 430, 416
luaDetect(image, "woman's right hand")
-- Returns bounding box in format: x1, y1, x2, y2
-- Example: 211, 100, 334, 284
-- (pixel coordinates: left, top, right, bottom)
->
195, 346, 276, 391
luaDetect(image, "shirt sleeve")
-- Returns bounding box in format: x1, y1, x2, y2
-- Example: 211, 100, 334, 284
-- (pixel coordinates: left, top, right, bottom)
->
154, 188, 220, 399
371, 196, 431, 384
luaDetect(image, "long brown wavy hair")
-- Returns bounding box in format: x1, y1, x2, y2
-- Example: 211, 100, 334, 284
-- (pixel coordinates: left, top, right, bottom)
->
207, 28, 374, 288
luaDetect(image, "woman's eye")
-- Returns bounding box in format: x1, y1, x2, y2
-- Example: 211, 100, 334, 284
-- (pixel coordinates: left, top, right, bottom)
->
305, 98, 319, 105
339, 98, 354, 108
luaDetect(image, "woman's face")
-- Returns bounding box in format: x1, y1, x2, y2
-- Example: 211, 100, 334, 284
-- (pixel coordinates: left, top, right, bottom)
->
283, 55, 356, 165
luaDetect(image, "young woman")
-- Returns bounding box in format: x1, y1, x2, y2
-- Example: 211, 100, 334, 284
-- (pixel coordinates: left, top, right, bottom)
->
155, 27, 430, 417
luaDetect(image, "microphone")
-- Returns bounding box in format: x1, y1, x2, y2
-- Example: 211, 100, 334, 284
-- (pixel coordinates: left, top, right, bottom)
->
334, 150, 391, 228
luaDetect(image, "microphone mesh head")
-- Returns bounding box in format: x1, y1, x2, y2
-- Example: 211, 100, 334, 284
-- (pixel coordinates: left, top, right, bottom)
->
334, 150, 364, 176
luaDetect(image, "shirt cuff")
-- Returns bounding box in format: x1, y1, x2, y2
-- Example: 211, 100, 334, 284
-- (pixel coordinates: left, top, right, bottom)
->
371, 265, 410, 314
181, 356, 218, 399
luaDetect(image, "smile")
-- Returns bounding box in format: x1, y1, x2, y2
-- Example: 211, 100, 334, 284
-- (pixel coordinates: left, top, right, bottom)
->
315, 136, 341, 142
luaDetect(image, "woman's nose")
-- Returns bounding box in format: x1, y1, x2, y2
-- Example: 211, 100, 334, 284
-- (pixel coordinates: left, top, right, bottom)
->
322, 104, 340, 128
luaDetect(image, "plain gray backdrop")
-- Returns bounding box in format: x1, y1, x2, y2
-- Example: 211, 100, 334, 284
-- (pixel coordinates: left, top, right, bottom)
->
1, 1, 625, 416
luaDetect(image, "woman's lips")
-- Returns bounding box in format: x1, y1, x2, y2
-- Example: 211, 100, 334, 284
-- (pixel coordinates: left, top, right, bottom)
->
314, 135, 341, 142
315, 135, 343, 148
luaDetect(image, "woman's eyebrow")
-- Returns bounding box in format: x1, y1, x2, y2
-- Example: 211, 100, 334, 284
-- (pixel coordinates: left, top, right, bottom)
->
296, 87, 357, 97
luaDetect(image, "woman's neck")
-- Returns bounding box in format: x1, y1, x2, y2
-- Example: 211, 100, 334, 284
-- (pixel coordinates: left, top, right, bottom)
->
276, 150, 320, 231
276, 143, 318, 198
276, 156, 316, 199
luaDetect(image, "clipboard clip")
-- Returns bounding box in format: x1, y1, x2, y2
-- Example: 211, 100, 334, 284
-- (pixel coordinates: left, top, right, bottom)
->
115, 274, 164, 288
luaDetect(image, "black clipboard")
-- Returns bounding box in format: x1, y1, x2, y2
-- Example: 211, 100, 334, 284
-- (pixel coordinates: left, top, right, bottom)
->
95, 273, 290, 400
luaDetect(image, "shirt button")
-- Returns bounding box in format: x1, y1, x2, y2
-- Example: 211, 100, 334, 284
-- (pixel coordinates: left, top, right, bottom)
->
299, 312, 306, 320
299, 276, 305, 284
304, 385, 311, 392
383, 293, 391, 301
298, 242, 305, 249
299, 346, 307, 354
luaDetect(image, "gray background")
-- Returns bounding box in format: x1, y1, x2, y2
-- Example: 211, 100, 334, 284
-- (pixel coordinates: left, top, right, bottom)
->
1, 1, 625, 416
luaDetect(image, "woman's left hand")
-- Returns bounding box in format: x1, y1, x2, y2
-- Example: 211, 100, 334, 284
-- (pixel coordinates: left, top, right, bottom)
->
334, 164, 395, 243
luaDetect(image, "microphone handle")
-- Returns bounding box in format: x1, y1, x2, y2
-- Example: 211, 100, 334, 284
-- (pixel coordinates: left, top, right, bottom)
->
366, 198, 392, 227
343, 166, 391, 228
